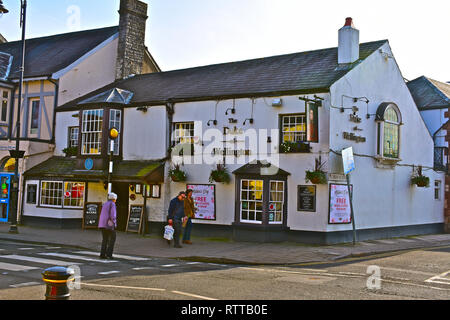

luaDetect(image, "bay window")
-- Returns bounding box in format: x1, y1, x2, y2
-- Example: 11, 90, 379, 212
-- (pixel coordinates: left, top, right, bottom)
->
40, 181, 85, 208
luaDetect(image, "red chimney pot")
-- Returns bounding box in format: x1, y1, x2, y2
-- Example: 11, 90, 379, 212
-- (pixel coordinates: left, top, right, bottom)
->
344, 17, 354, 27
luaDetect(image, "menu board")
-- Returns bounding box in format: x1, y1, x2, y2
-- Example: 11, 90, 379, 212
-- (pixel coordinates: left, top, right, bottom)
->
297, 185, 316, 212
186, 184, 216, 220
328, 184, 352, 224
83, 203, 101, 229
126, 205, 143, 233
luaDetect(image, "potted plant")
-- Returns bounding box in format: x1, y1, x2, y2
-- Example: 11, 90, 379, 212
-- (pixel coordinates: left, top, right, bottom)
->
62, 146, 78, 157
280, 141, 311, 153
209, 164, 231, 184
168, 164, 187, 182
411, 166, 429, 188
305, 158, 327, 184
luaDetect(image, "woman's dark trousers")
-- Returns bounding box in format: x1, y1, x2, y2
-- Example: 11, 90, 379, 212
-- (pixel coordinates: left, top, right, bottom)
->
100, 229, 116, 258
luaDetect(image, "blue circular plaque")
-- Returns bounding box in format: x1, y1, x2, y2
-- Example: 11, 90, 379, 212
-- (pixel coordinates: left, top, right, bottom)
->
84, 158, 94, 170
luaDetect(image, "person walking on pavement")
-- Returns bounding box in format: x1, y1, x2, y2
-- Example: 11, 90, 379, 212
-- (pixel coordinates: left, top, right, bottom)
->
183, 189, 197, 245
98, 193, 118, 259
168, 191, 186, 248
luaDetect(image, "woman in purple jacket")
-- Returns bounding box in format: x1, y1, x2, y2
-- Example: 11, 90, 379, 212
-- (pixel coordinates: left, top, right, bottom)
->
99, 193, 118, 259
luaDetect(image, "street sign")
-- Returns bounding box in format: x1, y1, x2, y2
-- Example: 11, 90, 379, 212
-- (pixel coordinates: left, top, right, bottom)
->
342, 147, 355, 175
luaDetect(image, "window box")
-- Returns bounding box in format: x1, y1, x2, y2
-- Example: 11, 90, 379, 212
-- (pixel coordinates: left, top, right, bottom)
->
279, 141, 311, 153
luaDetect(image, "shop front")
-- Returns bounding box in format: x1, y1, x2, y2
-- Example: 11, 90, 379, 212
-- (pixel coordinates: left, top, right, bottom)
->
21, 156, 165, 229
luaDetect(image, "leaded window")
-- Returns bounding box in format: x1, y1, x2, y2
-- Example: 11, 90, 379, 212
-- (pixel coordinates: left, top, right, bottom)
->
383, 107, 400, 158
269, 180, 284, 224
109, 109, 121, 155
40, 181, 85, 208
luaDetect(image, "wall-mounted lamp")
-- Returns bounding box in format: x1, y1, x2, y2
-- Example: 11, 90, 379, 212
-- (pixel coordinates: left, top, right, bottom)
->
272, 98, 282, 107
225, 107, 235, 115
207, 120, 217, 126
267, 136, 272, 143
243, 118, 254, 125
136, 106, 148, 112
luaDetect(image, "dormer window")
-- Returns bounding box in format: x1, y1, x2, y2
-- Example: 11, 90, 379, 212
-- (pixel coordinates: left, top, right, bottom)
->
376, 103, 402, 162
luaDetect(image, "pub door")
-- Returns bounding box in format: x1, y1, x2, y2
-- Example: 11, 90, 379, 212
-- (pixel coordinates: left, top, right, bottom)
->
112, 182, 129, 232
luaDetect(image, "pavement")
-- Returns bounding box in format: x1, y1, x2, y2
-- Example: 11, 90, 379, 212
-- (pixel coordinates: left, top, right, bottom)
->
1, 223, 450, 265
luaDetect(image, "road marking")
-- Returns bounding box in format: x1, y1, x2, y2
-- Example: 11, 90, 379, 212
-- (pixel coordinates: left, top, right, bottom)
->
354, 263, 436, 276
186, 262, 201, 265
17, 248, 34, 251
81, 282, 165, 291
132, 267, 156, 271
171, 290, 218, 300
161, 264, 177, 267
45, 247, 61, 250
98, 271, 120, 275
425, 270, 450, 286
0, 255, 81, 266
37, 252, 117, 263
74, 251, 149, 261
0, 262, 39, 271
9, 282, 40, 288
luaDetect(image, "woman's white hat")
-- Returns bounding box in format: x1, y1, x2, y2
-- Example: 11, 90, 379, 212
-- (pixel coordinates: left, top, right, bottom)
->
108, 192, 118, 200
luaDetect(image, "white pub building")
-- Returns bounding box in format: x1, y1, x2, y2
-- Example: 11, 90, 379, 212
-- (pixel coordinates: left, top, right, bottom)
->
21, 18, 445, 244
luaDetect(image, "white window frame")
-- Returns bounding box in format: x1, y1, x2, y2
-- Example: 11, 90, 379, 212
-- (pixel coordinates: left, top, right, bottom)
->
81, 109, 103, 155
269, 180, 284, 224
40, 181, 63, 208
63, 182, 86, 208
281, 114, 306, 142
434, 180, 441, 200
68, 126, 79, 148
240, 179, 263, 224
172, 122, 195, 156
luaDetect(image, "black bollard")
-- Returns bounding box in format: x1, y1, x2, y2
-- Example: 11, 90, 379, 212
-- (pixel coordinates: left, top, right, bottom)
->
42, 266, 75, 300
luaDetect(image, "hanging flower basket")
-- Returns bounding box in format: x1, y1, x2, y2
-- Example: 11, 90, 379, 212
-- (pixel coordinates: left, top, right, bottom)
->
305, 170, 327, 184
411, 175, 429, 188
209, 164, 231, 184
305, 157, 327, 185
411, 165, 429, 188
168, 164, 187, 182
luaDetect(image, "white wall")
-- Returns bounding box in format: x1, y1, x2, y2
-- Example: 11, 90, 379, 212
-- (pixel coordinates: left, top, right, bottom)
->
58, 37, 119, 106
54, 111, 79, 156
123, 106, 167, 160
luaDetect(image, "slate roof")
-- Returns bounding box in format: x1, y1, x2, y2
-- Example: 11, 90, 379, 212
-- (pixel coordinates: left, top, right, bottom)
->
58, 40, 388, 110
407, 76, 450, 110
0, 26, 119, 80
24, 156, 165, 183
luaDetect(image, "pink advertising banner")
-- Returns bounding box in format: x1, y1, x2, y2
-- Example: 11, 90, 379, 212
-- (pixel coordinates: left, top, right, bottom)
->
328, 183, 352, 224
186, 184, 216, 220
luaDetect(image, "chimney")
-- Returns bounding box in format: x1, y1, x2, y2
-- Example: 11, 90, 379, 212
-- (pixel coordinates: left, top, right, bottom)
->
338, 17, 359, 64
116, 0, 148, 80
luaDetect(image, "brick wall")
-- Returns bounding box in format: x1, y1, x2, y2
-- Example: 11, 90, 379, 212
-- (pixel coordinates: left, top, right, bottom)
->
116, 0, 148, 80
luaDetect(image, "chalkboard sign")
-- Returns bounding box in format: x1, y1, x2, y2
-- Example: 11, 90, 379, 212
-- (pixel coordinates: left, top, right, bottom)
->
83, 202, 101, 229
126, 205, 143, 233
297, 185, 316, 212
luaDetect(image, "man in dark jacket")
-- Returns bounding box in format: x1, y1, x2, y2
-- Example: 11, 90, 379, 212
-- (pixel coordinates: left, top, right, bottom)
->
168, 191, 186, 248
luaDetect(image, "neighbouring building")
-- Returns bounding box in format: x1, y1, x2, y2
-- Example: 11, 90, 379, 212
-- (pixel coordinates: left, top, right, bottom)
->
0, 0, 159, 226
22, 18, 445, 243
407, 76, 450, 171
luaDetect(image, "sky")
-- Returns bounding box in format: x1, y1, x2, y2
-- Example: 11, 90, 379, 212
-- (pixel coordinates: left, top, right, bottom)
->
0, 0, 449, 82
